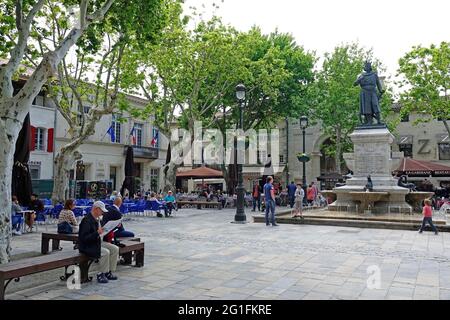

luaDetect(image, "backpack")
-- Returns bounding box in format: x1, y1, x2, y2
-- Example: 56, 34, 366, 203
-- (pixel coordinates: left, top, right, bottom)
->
57, 221, 73, 234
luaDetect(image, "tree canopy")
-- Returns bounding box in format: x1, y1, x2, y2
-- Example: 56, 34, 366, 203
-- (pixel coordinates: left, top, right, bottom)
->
397, 41, 450, 136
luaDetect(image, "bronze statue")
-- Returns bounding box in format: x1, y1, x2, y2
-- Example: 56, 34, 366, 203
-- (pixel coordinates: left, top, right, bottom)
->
397, 175, 417, 192
354, 61, 384, 126
363, 175, 373, 192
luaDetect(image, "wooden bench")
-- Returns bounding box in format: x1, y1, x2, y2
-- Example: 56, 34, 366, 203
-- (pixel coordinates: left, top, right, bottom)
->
176, 201, 222, 210
119, 240, 145, 267
41, 232, 140, 254
1, 240, 145, 300
0, 251, 92, 300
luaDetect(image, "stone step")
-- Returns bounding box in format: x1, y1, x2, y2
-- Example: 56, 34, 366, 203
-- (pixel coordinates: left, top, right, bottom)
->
253, 215, 449, 232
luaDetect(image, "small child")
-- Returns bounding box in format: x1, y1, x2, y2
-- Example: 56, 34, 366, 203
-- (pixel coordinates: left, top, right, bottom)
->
419, 199, 438, 235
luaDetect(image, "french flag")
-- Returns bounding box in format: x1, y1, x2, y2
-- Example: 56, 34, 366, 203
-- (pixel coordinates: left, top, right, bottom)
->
130, 126, 136, 145
151, 130, 158, 147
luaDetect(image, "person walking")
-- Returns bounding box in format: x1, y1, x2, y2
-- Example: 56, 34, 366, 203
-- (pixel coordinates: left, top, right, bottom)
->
287, 181, 297, 209
264, 176, 278, 227
292, 183, 305, 218
419, 199, 438, 235
251, 182, 262, 212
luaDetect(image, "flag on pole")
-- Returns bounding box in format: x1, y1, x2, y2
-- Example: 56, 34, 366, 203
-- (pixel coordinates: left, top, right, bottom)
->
106, 125, 116, 142
129, 126, 136, 145
151, 129, 159, 147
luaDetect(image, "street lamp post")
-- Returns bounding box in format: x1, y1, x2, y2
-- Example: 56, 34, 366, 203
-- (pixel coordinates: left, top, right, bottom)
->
234, 83, 247, 223
299, 116, 309, 204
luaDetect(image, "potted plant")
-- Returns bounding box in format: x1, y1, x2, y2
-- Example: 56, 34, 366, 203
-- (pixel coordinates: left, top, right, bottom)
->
297, 152, 310, 163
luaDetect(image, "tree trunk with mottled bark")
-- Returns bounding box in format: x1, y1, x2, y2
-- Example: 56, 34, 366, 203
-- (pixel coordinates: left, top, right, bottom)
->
52, 147, 82, 203
0, 118, 22, 263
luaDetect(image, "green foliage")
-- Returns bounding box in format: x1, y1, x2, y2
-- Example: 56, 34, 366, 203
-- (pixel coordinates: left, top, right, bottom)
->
397, 41, 450, 134
235, 28, 315, 130
131, 12, 315, 136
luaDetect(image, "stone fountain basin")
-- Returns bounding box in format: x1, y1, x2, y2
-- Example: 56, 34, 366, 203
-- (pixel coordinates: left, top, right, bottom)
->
348, 191, 389, 212
405, 192, 434, 211
321, 190, 337, 203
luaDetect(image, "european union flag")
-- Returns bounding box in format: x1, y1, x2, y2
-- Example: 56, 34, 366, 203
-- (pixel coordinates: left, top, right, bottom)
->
106, 125, 116, 142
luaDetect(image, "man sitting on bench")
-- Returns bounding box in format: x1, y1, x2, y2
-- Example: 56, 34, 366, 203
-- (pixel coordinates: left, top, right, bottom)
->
78, 201, 119, 284
164, 190, 177, 217
103, 197, 135, 238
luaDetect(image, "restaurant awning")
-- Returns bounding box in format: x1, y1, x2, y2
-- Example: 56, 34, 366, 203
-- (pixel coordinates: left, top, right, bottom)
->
394, 158, 450, 177
176, 166, 223, 179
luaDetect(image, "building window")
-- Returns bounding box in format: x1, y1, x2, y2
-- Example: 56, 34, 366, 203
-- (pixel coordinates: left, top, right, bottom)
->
279, 155, 285, 164
35, 128, 45, 151
439, 143, 450, 160
150, 169, 159, 192
29, 164, 41, 179
399, 144, 413, 158
112, 115, 121, 143
134, 123, 143, 147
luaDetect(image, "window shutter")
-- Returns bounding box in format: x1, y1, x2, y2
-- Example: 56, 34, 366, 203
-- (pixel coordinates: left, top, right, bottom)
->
30, 126, 36, 151
47, 128, 54, 152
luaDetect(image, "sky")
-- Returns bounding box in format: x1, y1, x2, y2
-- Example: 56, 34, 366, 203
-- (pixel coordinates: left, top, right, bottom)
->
183, 0, 450, 83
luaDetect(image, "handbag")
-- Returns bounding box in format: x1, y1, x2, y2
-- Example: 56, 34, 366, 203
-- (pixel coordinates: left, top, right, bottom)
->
57, 221, 73, 234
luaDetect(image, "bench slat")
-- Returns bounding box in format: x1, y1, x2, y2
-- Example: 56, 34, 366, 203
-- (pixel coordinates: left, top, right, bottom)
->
119, 241, 144, 254
0, 252, 88, 279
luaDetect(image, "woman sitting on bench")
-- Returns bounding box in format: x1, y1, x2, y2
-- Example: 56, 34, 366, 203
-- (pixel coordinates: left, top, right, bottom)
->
57, 199, 79, 233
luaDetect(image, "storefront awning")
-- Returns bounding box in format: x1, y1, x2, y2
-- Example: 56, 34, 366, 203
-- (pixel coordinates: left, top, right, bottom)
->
394, 158, 450, 176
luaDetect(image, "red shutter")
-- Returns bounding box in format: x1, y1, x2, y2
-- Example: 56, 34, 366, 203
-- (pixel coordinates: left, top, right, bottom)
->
47, 128, 54, 152
30, 126, 36, 151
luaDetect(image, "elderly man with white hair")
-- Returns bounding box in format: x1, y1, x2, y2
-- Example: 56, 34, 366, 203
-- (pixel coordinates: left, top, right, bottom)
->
102, 196, 135, 238
78, 201, 119, 284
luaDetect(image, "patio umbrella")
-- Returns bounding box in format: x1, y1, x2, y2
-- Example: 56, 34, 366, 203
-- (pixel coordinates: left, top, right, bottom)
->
176, 166, 223, 179
11, 113, 33, 207
120, 146, 135, 197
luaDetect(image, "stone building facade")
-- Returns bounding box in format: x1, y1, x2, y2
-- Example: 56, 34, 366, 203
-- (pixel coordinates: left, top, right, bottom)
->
28, 92, 168, 196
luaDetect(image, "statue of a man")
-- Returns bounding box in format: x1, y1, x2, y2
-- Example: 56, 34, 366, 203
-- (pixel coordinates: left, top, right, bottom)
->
354, 61, 385, 125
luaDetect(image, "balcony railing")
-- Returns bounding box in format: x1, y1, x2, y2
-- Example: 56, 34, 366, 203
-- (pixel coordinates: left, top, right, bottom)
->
124, 146, 159, 159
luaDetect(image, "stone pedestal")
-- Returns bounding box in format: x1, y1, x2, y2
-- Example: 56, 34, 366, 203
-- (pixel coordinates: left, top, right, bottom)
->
328, 127, 412, 213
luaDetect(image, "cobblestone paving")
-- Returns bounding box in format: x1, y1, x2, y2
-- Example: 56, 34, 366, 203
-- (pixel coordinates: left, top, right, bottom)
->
6, 208, 450, 300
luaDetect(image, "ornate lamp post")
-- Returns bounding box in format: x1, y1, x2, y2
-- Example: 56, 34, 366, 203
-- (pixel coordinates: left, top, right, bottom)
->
234, 83, 247, 223
299, 116, 309, 204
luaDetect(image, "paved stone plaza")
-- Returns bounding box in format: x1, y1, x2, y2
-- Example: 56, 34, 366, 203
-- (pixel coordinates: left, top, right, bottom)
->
6, 208, 450, 300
